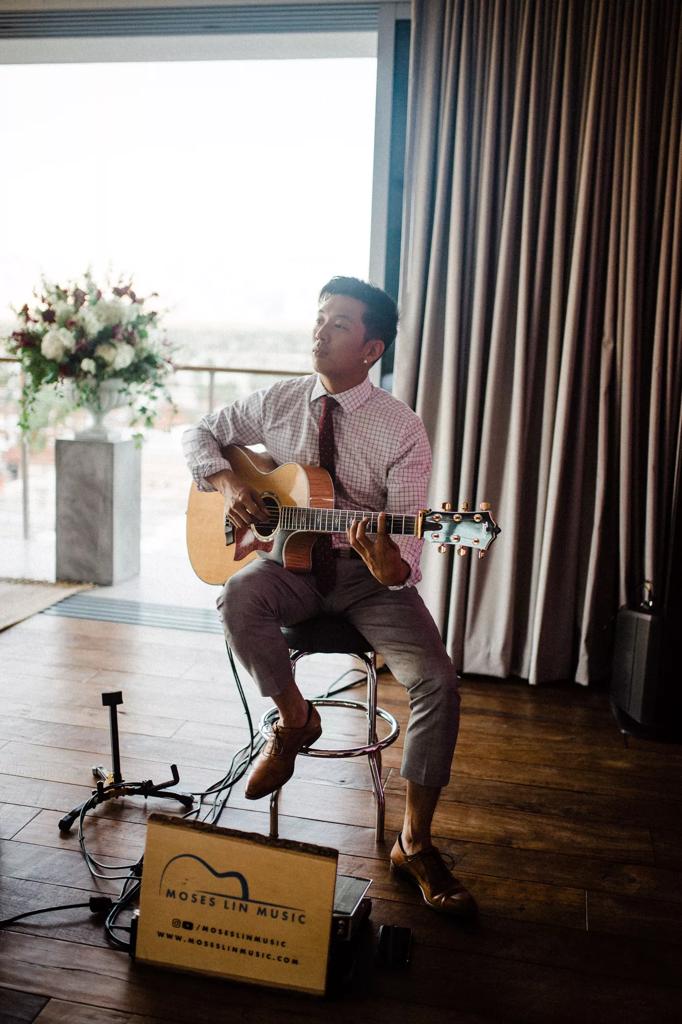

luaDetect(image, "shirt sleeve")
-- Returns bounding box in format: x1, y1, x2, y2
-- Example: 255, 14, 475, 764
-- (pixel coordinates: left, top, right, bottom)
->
385, 416, 432, 588
182, 389, 268, 491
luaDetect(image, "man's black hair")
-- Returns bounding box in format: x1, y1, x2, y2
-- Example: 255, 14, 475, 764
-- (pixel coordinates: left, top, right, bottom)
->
318, 276, 399, 353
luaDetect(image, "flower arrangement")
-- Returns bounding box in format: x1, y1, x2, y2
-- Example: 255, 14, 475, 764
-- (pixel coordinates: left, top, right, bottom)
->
5, 273, 175, 432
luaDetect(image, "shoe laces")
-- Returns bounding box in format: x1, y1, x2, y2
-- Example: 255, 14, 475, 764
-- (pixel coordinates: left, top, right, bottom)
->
417, 847, 461, 893
264, 726, 285, 757
440, 849, 457, 871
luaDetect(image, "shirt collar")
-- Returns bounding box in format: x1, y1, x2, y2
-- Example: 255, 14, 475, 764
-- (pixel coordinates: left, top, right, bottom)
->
310, 374, 373, 415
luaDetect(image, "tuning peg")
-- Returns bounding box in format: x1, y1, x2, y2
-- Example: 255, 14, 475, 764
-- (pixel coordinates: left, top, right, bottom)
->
441, 501, 453, 511
437, 544, 448, 554
479, 501, 491, 511
478, 550, 487, 559
458, 546, 468, 557
460, 501, 470, 512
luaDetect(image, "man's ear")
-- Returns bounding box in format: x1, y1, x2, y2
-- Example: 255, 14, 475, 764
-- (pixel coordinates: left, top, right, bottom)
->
365, 339, 385, 366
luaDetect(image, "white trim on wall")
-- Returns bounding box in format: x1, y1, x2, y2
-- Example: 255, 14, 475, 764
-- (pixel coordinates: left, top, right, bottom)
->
0, 1, 408, 10
0, 30, 376, 61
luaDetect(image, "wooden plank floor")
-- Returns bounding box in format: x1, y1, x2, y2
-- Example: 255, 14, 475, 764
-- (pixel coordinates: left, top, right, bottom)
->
1, 612, 682, 1023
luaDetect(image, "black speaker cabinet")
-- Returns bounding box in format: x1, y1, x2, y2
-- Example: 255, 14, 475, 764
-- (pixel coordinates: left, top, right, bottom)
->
611, 609, 662, 726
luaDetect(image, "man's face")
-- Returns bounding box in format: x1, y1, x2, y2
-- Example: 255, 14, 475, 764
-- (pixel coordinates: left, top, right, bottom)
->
312, 294, 383, 390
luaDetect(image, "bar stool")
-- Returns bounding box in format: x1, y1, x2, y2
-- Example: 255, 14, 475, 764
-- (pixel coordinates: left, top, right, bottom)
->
258, 615, 400, 843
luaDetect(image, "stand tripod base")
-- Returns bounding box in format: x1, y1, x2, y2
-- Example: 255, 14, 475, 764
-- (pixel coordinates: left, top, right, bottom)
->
58, 691, 194, 833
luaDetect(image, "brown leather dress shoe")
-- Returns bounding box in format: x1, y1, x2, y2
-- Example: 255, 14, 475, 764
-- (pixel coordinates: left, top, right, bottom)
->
390, 833, 477, 918
245, 702, 322, 800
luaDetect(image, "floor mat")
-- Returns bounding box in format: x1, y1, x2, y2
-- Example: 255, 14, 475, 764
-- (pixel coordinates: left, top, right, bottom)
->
0, 579, 93, 631
42, 593, 223, 634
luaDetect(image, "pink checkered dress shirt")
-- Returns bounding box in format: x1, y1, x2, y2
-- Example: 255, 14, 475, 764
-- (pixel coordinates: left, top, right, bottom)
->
182, 374, 432, 586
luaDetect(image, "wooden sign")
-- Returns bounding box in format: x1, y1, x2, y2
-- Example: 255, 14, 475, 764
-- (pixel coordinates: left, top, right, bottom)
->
135, 813, 338, 996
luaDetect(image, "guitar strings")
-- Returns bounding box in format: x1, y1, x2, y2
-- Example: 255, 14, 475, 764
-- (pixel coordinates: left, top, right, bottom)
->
253, 506, 419, 534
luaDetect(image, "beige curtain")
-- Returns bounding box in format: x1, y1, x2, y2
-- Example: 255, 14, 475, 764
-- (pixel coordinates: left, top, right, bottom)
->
395, 0, 681, 685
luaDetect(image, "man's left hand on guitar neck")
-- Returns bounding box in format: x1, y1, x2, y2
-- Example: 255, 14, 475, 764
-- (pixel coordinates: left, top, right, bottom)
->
348, 511, 411, 587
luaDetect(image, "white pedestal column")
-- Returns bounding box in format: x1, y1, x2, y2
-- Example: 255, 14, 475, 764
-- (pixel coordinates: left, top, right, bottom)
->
56, 438, 141, 585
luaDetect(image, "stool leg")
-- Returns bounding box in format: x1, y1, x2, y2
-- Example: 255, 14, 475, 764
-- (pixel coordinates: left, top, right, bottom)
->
269, 788, 280, 839
368, 752, 385, 843
365, 652, 379, 745
364, 651, 385, 843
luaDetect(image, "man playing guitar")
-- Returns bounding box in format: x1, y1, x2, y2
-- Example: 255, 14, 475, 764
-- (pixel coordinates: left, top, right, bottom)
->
183, 276, 476, 918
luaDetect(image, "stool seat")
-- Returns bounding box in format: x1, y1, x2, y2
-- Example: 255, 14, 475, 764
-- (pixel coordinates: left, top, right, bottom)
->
281, 616, 372, 655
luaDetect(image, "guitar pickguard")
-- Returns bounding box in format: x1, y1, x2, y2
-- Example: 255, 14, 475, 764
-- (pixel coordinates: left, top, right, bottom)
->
234, 527, 275, 561
244, 526, 316, 573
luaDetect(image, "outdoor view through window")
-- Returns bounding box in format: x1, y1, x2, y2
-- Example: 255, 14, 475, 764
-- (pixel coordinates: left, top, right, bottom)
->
0, 56, 377, 580
0, 56, 376, 388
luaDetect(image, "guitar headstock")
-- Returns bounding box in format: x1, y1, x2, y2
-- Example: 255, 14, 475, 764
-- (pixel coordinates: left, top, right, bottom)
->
419, 502, 501, 558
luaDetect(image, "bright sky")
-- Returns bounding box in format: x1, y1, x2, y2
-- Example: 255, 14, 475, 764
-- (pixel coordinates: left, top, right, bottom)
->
0, 58, 376, 330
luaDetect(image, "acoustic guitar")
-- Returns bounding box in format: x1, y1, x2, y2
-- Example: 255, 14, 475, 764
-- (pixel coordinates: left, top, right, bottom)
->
186, 445, 501, 586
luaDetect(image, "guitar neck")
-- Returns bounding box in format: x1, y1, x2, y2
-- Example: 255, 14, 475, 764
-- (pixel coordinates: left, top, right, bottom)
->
278, 506, 418, 537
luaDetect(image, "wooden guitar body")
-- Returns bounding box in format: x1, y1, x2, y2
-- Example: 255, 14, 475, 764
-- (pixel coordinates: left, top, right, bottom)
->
186, 446, 334, 586
186, 446, 501, 587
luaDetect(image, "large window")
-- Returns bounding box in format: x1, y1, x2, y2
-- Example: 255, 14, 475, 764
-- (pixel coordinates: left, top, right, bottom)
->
0, 8, 408, 571
0, 56, 377, 370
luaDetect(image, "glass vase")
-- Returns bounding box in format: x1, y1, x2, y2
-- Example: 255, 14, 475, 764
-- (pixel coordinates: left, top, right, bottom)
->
74, 378, 129, 440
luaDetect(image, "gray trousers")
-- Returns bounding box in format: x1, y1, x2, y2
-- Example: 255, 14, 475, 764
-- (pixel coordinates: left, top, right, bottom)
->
218, 558, 460, 788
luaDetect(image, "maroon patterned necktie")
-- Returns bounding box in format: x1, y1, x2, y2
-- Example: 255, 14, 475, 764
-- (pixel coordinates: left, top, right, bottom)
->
313, 395, 338, 594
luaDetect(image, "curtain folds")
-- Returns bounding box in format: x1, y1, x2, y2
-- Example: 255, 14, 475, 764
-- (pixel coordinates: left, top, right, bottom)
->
395, 0, 682, 685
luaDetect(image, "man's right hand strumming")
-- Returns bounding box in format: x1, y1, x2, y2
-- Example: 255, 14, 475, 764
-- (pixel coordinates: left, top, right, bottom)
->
206, 469, 269, 530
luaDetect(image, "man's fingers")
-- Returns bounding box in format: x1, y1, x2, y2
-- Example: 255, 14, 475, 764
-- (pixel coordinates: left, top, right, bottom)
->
356, 516, 372, 544
226, 499, 265, 530
226, 508, 250, 530
227, 487, 270, 528
253, 494, 271, 519
348, 516, 369, 553
245, 498, 269, 522
239, 486, 268, 521
349, 517, 374, 559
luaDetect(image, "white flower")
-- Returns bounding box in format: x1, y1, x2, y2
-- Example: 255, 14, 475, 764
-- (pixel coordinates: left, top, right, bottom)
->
80, 358, 96, 374
94, 298, 126, 327
54, 301, 75, 326
41, 327, 76, 362
40, 333, 64, 361
122, 301, 140, 325
77, 305, 103, 339
95, 342, 117, 365
113, 342, 135, 370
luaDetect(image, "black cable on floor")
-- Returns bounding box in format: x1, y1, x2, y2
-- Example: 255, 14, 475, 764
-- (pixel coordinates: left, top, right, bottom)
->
5, 644, 371, 949
0, 896, 114, 929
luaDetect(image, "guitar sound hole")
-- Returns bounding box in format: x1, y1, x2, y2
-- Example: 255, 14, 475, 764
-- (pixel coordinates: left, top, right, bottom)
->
253, 495, 280, 539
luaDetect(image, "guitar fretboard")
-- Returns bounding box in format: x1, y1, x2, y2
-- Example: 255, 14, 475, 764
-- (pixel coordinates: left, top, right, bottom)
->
275, 506, 418, 536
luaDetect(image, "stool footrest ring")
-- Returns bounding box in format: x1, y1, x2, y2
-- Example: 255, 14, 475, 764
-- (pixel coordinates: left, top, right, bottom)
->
258, 698, 400, 759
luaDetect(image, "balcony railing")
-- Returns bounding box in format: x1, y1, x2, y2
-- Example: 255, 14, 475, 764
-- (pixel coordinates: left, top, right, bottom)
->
0, 355, 300, 541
